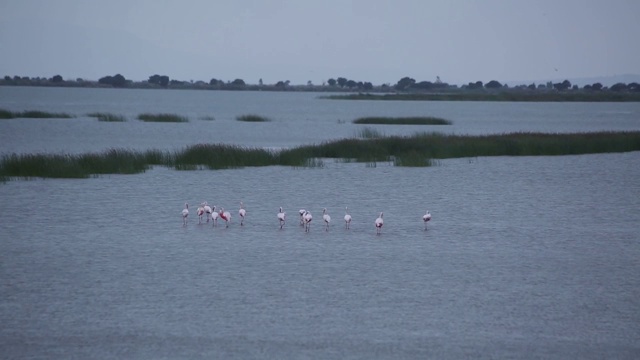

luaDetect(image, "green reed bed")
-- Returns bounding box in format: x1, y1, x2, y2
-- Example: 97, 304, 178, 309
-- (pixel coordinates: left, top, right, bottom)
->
0, 108, 74, 119
236, 114, 271, 122
3, 132, 640, 179
171, 143, 276, 170
353, 116, 452, 125
355, 126, 385, 139
0, 149, 154, 179
137, 113, 189, 122
324, 92, 640, 102
87, 112, 127, 122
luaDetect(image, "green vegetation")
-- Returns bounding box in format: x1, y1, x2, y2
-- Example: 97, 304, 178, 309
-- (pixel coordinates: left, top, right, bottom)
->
353, 116, 452, 125
2, 132, 640, 180
236, 114, 271, 122
172, 144, 275, 170
323, 91, 640, 102
87, 112, 127, 122
355, 127, 384, 139
0, 108, 74, 119
137, 113, 189, 122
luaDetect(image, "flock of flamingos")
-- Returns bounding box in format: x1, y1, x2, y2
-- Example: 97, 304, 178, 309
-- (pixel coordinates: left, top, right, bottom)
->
181, 201, 432, 234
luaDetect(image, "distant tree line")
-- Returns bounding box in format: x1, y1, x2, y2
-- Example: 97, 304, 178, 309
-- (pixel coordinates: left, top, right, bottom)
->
1, 73, 639, 94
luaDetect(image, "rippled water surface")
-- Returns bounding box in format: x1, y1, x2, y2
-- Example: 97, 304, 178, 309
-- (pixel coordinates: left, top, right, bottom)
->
1, 87, 640, 359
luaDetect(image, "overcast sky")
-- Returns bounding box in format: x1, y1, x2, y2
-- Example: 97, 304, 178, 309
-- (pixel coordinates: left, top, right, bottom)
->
1, 0, 638, 85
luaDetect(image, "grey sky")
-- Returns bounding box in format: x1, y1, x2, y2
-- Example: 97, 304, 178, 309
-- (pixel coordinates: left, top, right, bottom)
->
1, 0, 638, 85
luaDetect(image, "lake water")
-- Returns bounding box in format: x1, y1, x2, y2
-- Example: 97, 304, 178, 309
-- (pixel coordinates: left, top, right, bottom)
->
1, 87, 640, 359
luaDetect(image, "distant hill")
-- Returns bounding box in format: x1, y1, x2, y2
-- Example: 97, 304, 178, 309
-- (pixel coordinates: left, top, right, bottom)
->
506, 74, 640, 87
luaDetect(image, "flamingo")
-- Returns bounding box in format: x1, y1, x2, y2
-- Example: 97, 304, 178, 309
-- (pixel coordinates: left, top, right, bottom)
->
423, 210, 432, 230
182, 203, 189, 226
303, 210, 312, 232
203, 202, 212, 222
277, 207, 286, 229
219, 207, 231, 228
375, 212, 384, 234
211, 206, 219, 227
239, 201, 246, 226
299, 209, 306, 226
196, 203, 205, 224
344, 207, 352, 229
322, 208, 331, 231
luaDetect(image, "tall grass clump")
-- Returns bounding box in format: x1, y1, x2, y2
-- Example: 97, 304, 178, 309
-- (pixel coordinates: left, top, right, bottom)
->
0, 109, 14, 119
236, 114, 271, 122
0, 149, 151, 179
137, 113, 189, 122
172, 144, 275, 170
353, 116, 452, 125
87, 112, 127, 122
355, 126, 384, 139
0, 108, 74, 119
3, 132, 640, 181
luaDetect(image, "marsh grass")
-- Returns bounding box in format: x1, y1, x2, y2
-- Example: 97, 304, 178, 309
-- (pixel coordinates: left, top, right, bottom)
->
172, 144, 275, 170
324, 92, 640, 102
355, 126, 384, 139
87, 112, 127, 122
0, 149, 152, 179
0, 108, 74, 119
353, 116, 452, 125
236, 114, 271, 122
2, 132, 640, 180
199, 115, 215, 121
137, 113, 189, 122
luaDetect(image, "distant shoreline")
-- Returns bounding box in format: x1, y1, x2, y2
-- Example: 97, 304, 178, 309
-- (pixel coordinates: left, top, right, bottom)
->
2, 81, 640, 102
322, 92, 640, 102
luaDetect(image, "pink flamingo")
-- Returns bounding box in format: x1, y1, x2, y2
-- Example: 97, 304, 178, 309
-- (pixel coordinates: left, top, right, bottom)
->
375, 212, 384, 234
197, 203, 205, 224
219, 207, 231, 228
299, 209, 306, 226
322, 208, 331, 231
303, 211, 312, 232
203, 202, 213, 222
277, 207, 286, 229
423, 211, 432, 230
182, 203, 189, 226
211, 206, 219, 227
239, 201, 246, 226
344, 207, 352, 229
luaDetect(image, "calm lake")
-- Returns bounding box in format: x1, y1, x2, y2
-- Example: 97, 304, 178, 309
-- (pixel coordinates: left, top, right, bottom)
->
1, 87, 639, 359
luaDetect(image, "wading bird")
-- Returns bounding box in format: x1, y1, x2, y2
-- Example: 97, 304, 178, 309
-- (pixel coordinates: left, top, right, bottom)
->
211, 206, 218, 227
322, 208, 331, 231
277, 207, 286, 229
344, 207, 352, 229
197, 203, 205, 224
423, 211, 432, 230
182, 203, 189, 226
299, 209, 306, 226
203, 202, 212, 222
375, 212, 384, 234
219, 207, 231, 228
303, 211, 313, 232
239, 201, 246, 226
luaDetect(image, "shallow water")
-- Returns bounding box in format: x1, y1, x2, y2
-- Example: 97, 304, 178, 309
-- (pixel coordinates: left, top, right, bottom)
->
1, 87, 640, 155
1, 87, 640, 358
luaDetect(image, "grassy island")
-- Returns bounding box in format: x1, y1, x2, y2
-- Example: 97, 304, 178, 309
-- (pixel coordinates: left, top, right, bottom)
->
137, 113, 189, 122
236, 114, 271, 122
353, 117, 451, 125
2, 131, 640, 180
0, 108, 74, 119
323, 91, 640, 102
